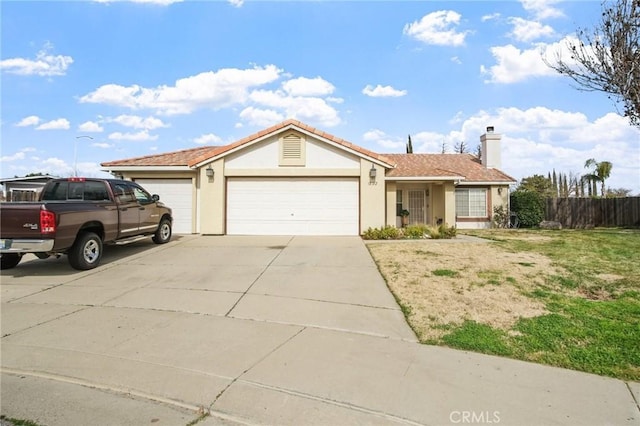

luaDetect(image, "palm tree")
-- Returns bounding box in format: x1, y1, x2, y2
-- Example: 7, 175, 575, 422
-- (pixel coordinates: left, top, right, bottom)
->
584, 159, 613, 197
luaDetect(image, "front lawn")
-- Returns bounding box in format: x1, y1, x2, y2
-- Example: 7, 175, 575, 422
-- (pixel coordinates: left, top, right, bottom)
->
366, 229, 640, 381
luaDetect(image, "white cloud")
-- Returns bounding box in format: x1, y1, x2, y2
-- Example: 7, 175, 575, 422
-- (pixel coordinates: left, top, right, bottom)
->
0, 151, 26, 162
0, 42, 73, 76
482, 13, 501, 22
228, 0, 244, 7
79, 65, 282, 115
520, 0, 564, 20
36, 118, 70, 130
451, 56, 462, 65
248, 89, 341, 127
509, 17, 555, 42
403, 10, 470, 47
363, 129, 405, 149
108, 114, 168, 129
194, 133, 223, 145
362, 85, 407, 98
482, 36, 581, 84
455, 107, 640, 192
239, 107, 285, 128
92, 142, 114, 149
16, 115, 41, 127
282, 77, 335, 97
481, 44, 547, 84
108, 130, 158, 141
78, 121, 104, 132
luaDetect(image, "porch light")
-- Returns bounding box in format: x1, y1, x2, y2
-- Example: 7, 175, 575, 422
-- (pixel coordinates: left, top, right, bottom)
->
369, 165, 377, 179
206, 165, 214, 178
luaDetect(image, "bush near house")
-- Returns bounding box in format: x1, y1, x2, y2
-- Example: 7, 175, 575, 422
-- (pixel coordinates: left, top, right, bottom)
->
362, 224, 456, 240
510, 190, 545, 227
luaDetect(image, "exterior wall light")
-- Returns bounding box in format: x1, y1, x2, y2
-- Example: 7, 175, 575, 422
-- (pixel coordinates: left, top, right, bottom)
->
206, 165, 214, 178
369, 165, 377, 179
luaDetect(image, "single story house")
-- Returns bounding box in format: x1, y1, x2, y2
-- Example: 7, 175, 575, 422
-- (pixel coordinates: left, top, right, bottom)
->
0, 175, 58, 202
101, 119, 516, 235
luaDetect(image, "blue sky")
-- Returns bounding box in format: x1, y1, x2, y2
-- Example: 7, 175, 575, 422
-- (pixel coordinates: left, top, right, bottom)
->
2, 0, 639, 194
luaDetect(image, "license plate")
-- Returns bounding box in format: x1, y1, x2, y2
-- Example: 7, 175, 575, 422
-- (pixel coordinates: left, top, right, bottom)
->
0, 239, 11, 250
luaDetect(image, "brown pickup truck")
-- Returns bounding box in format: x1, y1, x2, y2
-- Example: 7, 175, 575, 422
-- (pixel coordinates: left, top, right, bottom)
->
0, 178, 173, 271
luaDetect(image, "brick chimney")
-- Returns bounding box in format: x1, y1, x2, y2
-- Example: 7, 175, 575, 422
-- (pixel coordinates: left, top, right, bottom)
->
480, 126, 501, 169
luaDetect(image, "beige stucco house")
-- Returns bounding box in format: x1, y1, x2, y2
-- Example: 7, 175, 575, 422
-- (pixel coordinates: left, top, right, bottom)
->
101, 120, 515, 235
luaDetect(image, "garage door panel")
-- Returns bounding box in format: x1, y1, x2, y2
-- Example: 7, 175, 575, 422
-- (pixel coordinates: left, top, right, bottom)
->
227, 179, 358, 236
135, 179, 193, 234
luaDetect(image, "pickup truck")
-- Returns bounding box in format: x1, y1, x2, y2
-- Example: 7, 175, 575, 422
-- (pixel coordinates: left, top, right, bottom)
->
0, 177, 173, 271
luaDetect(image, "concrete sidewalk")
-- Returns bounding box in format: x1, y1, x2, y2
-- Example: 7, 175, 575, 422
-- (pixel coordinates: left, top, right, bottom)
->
1, 235, 638, 425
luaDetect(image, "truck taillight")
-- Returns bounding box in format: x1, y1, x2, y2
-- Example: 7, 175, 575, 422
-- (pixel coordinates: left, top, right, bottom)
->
40, 210, 56, 234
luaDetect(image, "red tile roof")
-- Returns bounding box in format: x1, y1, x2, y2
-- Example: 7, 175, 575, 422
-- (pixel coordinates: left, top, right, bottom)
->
100, 121, 515, 183
187, 119, 395, 167
383, 153, 516, 182
101, 146, 222, 167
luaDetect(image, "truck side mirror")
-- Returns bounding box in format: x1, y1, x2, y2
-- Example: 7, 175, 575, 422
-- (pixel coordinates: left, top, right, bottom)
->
152, 194, 160, 202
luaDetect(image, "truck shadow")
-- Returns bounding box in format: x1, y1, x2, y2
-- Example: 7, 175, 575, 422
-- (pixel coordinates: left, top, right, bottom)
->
1, 235, 186, 278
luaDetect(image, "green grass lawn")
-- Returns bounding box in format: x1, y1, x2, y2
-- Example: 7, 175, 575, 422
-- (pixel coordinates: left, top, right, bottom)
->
453, 229, 640, 380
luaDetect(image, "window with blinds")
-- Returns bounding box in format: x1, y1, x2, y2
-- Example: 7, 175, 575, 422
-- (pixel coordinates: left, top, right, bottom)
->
280, 132, 305, 166
455, 188, 487, 217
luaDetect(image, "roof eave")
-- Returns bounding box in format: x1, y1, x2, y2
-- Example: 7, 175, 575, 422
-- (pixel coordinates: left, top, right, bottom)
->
101, 166, 194, 172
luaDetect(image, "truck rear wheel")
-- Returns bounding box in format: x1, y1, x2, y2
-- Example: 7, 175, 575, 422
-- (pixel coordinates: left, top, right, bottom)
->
1, 253, 22, 270
152, 218, 172, 244
69, 232, 103, 270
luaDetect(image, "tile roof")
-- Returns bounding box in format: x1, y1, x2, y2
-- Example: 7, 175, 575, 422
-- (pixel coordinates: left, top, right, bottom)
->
383, 153, 516, 182
100, 121, 515, 184
187, 119, 395, 167
101, 146, 222, 167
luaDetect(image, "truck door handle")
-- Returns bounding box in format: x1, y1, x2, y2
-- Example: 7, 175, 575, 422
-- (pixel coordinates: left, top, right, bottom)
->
120, 207, 128, 211
139, 207, 145, 210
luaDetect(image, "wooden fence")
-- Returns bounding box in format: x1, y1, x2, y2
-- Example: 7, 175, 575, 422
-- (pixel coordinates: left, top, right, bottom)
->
544, 197, 640, 228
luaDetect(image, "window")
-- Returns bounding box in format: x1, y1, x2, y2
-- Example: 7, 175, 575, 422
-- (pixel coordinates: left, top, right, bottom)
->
279, 132, 305, 166
83, 181, 110, 201
112, 183, 135, 203
131, 184, 153, 204
455, 188, 487, 218
396, 190, 403, 216
42, 181, 68, 200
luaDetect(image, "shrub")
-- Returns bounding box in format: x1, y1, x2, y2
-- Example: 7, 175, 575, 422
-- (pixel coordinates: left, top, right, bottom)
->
425, 224, 457, 239
403, 224, 429, 239
362, 225, 401, 240
492, 205, 510, 228
510, 190, 544, 228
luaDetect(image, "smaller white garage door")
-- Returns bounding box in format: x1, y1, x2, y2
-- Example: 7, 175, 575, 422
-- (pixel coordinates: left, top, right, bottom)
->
135, 179, 193, 234
227, 178, 359, 236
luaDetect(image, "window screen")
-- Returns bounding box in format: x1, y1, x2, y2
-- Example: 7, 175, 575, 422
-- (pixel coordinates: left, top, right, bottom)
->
455, 188, 487, 217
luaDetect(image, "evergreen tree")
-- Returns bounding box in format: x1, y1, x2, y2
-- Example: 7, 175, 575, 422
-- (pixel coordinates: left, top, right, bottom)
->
406, 135, 413, 154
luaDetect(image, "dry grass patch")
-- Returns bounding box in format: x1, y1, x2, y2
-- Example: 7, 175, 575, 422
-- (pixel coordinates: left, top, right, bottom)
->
368, 240, 551, 340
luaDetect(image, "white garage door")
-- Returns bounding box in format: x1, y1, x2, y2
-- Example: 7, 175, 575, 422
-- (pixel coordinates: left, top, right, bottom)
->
135, 179, 192, 234
227, 178, 359, 236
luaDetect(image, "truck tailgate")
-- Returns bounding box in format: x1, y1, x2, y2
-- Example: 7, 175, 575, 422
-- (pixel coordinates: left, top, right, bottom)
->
0, 203, 46, 239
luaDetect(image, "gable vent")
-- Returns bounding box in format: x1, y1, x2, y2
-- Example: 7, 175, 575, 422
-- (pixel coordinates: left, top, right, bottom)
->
280, 133, 305, 166
282, 134, 302, 159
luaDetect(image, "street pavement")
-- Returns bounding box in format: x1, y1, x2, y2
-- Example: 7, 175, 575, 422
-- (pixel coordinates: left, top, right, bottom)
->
1, 235, 638, 426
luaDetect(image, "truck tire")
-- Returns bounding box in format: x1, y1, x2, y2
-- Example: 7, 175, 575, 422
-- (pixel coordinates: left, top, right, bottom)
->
1, 253, 22, 270
152, 218, 172, 244
68, 232, 103, 270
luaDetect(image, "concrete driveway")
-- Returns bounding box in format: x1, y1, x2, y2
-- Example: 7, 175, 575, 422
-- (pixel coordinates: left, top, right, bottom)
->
1, 236, 638, 426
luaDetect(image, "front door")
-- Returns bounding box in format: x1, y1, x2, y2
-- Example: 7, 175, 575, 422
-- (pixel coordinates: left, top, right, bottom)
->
408, 190, 425, 225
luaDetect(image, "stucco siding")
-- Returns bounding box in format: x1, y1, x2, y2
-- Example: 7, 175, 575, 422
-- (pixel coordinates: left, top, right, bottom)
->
360, 160, 386, 232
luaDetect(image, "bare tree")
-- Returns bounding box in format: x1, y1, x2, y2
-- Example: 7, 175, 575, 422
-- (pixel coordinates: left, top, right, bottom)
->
454, 141, 468, 153
441, 140, 448, 154
545, 0, 639, 126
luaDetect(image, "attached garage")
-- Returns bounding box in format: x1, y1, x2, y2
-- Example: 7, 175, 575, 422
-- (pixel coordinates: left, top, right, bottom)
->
227, 178, 359, 236
135, 178, 193, 234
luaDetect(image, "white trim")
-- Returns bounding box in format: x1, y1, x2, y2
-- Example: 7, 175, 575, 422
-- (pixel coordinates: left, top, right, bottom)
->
102, 166, 192, 172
